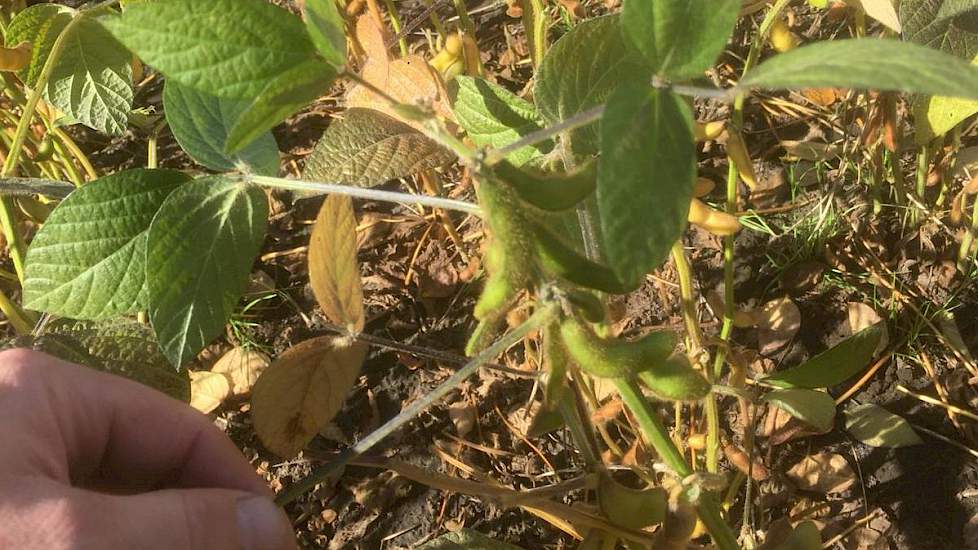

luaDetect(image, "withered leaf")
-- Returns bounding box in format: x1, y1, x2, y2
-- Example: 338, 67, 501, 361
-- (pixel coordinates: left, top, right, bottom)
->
787, 452, 856, 494
309, 194, 365, 332
189, 370, 231, 414
211, 346, 270, 396
251, 336, 368, 458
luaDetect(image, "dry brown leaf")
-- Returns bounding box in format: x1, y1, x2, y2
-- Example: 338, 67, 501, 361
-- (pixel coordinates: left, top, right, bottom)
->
723, 443, 769, 480
558, 0, 586, 18
787, 452, 856, 494
0, 41, 31, 72
189, 371, 231, 414
309, 195, 365, 332
251, 336, 369, 458
751, 297, 802, 355
801, 88, 843, 107
847, 302, 889, 352
211, 346, 271, 396
354, 13, 389, 63
347, 42, 452, 129
780, 140, 842, 161
841, 510, 891, 550
448, 400, 476, 437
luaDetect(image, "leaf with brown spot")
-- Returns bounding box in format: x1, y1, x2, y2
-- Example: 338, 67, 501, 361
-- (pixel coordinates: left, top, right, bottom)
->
309, 195, 365, 332
189, 371, 231, 414
211, 346, 270, 396
251, 336, 368, 458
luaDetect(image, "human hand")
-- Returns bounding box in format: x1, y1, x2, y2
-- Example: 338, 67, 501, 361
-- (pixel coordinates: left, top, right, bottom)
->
0, 348, 296, 550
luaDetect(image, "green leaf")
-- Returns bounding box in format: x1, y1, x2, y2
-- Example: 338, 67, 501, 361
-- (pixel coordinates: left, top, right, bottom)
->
912, 90, 978, 143
450, 76, 549, 165
764, 388, 836, 432
163, 80, 279, 175
534, 15, 650, 155
23, 169, 189, 320
7, 8, 133, 135
302, 0, 347, 68
778, 521, 823, 550
303, 108, 454, 187
417, 529, 525, 550
740, 38, 978, 100
147, 177, 268, 368
622, 0, 739, 79
225, 58, 337, 154
598, 84, 694, 288
4, 4, 72, 89
36, 318, 191, 402
934, 0, 978, 32
901, 0, 978, 59
763, 324, 885, 389
104, 0, 317, 99
844, 403, 924, 447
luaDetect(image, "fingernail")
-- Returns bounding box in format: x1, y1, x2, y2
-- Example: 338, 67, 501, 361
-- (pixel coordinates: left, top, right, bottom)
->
236, 496, 295, 550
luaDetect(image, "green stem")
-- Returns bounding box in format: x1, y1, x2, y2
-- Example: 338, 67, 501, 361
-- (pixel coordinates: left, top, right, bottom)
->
0, 285, 33, 334
381, 0, 409, 57
959, 194, 978, 273
615, 378, 739, 550
275, 303, 559, 506
0, 13, 84, 283
450, 0, 476, 36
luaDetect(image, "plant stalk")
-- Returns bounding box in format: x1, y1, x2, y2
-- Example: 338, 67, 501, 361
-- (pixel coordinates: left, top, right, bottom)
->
614, 378, 739, 550
275, 303, 559, 506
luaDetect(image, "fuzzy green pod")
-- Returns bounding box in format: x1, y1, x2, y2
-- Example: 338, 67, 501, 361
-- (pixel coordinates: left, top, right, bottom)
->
564, 289, 605, 323
530, 220, 631, 294
465, 317, 504, 357
637, 354, 711, 402
558, 316, 676, 378
492, 159, 597, 212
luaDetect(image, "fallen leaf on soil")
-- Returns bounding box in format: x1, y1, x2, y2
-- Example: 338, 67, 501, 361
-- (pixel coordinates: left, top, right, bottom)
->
801, 87, 844, 107
309, 194, 365, 332
189, 371, 231, 414
847, 302, 888, 351
251, 336, 369, 458
780, 261, 826, 293
841, 509, 891, 550
211, 346, 270, 396
448, 400, 477, 437
780, 139, 842, 161
844, 403, 923, 448
754, 297, 802, 355
787, 452, 856, 494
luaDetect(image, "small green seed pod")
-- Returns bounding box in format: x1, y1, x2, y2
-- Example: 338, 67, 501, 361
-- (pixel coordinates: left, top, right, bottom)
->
558, 316, 676, 378
530, 221, 630, 294
637, 354, 711, 402
473, 269, 520, 321
34, 136, 55, 161
564, 289, 605, 323
492, 159, 597, 212
465, 317, 503, 357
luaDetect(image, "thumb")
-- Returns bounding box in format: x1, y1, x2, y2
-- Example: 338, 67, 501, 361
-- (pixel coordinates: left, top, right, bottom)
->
64, 486, 296, 550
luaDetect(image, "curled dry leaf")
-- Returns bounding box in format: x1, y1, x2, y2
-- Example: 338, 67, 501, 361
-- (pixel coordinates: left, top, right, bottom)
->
251, 336, 369, 458
723, 443, 770, 480
211, 346, 271, 396
189, 370, 232, 414
743, 296, 801, 355
448, 400, 477, 437
309, 194, 365, 332
849, 0, 901, 33
787, 452, 856, 494
0, 41, 31, 71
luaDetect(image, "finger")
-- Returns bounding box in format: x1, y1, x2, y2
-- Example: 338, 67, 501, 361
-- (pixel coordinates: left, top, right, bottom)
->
3, 477, 295, 550
0, 348, 267, 495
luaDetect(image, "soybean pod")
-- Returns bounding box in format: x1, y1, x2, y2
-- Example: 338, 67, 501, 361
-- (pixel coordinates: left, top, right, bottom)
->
558, 316, 675, 378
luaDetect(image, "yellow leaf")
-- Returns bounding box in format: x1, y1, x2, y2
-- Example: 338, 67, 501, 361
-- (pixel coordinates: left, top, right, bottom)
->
850, 0, 901, 32
189, 371, 231, 414
914, 54, 978, 144
211, 346, 270, 396
251, 336, 368, 458
309, 194, 365, 332
0, 41, 31, 72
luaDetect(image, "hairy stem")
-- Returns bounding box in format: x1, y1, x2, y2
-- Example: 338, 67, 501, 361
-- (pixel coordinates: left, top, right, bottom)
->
248, 174, 482, 215
275, 303, 559, 506
614, 378, 739, 550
